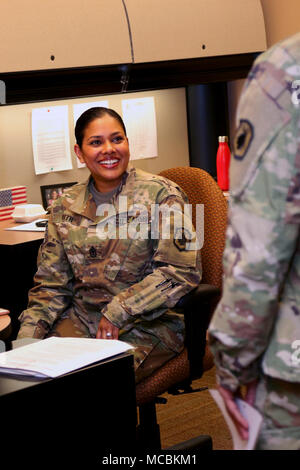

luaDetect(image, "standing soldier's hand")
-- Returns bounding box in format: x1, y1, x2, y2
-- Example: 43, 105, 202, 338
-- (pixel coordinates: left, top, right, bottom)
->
218, 386, 249, 440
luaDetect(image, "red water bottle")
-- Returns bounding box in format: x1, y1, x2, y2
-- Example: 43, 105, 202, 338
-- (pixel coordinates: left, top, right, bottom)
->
216, 136, 230, 191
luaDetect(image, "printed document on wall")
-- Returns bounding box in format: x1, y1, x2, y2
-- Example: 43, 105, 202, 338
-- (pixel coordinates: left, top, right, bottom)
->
32, 106, 72, 175
73, 100, 109, 168
122, 97, 158, 160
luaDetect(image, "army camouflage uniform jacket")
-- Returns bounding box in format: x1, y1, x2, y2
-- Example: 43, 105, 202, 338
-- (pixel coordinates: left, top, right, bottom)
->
209, 33, 300, 391
18, 167, 202, 357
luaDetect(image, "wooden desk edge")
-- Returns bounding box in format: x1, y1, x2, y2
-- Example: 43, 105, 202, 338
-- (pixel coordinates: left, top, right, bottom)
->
0, 220, 45, 245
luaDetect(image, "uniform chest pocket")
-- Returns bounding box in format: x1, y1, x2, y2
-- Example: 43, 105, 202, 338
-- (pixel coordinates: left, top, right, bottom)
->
113, 238, 152, 283
83, 222, 107, 265
78, 243, 106, 281
63, 240, 105, 279
102, 238, 131, 282
103, 237, 152, 283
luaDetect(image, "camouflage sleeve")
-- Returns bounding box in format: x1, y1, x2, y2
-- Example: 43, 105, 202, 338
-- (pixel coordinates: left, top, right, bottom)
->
17, 214, 74, 339
209, 202, 298, 391
208, 52, 300, 391
103, 192, 202, 329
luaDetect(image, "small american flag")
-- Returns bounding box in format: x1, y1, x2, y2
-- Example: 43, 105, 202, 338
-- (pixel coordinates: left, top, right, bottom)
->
0, 186, 27, 221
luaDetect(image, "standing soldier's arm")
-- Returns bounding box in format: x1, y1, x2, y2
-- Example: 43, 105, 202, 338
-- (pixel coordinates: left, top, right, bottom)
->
209, 182, 298, 391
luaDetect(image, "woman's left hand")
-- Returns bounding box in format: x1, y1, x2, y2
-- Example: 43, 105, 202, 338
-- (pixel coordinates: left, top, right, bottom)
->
96, 316, 119, 340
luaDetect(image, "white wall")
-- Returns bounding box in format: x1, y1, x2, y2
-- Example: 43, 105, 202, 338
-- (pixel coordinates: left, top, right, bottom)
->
0, 88, 189, 204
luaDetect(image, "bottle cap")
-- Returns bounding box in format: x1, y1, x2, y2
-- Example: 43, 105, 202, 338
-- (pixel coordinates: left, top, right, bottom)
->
218, 136, 228, 143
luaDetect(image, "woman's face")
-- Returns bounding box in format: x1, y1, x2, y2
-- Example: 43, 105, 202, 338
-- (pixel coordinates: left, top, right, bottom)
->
74, 114, 130, 193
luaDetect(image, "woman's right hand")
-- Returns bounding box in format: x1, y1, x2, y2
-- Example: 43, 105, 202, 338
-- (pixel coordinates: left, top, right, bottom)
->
96, 315, 119, 340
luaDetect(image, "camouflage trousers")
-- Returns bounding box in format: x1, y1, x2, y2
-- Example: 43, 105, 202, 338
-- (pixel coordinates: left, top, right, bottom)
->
47, 310, 177, 384
254, 375, 300, 450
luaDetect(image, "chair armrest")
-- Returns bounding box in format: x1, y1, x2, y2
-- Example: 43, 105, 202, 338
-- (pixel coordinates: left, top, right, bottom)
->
175, 284, 220, 309
176, 284, 221, 380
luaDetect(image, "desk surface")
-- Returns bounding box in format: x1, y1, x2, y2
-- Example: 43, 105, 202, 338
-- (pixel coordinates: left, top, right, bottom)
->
0, 219, 45, 245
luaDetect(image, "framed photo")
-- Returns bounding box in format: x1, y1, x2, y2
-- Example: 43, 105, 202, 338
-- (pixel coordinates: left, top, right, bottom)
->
40, 182, 77, 210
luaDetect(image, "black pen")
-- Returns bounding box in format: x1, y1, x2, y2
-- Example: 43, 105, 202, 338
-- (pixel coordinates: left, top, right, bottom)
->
35, 220, 48, 227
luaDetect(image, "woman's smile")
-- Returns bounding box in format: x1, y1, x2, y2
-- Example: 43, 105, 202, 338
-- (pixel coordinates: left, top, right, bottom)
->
98, 157, 120, 168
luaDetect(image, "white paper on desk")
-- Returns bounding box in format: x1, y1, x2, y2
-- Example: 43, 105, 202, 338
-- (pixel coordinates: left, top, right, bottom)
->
73, 100, 109, 168
122, 97, 158, 160
209, 389, 263, 450
32, 105, 73, 175
5, 219, 46, 232
0, 337, 133, 379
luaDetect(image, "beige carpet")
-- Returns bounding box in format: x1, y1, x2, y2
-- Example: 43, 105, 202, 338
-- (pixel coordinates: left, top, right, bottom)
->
156, 367, 233, 450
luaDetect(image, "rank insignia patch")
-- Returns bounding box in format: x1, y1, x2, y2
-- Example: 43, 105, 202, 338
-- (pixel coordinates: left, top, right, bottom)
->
234, 119, 254, 161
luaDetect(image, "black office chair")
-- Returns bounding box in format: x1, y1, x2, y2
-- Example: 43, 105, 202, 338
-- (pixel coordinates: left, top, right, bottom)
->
135, 167, 228, 451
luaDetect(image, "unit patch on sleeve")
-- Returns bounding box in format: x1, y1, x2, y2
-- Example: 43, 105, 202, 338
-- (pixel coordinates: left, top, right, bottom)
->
233, 119, 254, 161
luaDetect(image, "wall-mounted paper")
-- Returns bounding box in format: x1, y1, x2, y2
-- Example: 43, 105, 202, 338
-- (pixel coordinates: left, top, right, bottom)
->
122, 97, 158, 160
32, 106, 73, 175
73, 100, 109, 168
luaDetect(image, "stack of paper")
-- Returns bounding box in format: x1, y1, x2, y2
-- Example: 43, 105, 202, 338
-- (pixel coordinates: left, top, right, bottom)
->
0, 337, 133, 379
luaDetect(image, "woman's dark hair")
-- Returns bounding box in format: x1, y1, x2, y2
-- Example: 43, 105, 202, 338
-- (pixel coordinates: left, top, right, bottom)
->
75, 107, 127, 148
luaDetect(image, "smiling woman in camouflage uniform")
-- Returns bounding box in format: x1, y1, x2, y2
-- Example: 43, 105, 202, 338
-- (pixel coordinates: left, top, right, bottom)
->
18, 107, 201, 383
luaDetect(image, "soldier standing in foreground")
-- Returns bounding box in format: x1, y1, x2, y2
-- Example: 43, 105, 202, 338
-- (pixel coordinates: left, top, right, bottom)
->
18, 107, 201, 383
209, 32, 300, 449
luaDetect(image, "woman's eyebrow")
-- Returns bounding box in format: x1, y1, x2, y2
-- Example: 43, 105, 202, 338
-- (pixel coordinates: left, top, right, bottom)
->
87, 131, 122, 141
87, 135, 102, 140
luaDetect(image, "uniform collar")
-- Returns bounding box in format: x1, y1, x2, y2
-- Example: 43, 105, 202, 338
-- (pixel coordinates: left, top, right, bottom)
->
68, 176, 96, 221
68, 168, 135, 221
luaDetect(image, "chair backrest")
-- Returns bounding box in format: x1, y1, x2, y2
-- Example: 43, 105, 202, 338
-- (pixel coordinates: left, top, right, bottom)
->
135, 167, 227, 408
159, 167, 228, 289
